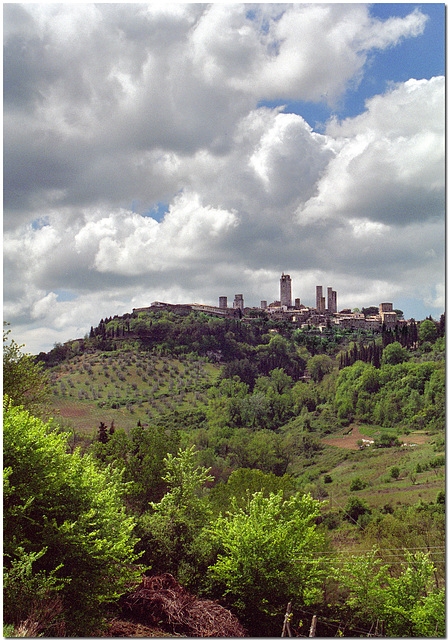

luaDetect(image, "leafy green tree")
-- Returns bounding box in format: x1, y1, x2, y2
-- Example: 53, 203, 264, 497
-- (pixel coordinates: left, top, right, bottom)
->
93, 422, 180, 511
336, 550, 445, 636
3, 547, 65, 636
137, 447, 214, 588
419, 318, 438, 344
382, 341, 410, 365
350, 477, 367, 491
268, 367, 293, 393
3, 400, 143, 635
344, 496, 371, 524
307, 354, 333, 382
207, 491, 326, 635
3, 325, 50, 418
208, 468, 297, 515
220, 358, 259, 391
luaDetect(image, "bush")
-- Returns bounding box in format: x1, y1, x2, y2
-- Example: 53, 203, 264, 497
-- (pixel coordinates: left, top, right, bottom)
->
136, 447, 213, 590
3, 400, 143, 635
344, 496, 371, 523
390, 466, 400, 480
350, 477, 367, 491
207, 491, 325, 635
3, 547, 65, 636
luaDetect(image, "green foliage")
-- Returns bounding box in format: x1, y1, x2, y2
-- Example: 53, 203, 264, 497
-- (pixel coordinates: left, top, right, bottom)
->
93, 422, 180, 510
307, 354, 333, 382
207, 491, 325, 635
336, 550, 445, 636
334, 357, 445, 429
3, 325, 50, 418
375, 433, 400, 448
220, 358, 259, 391
390, 465, 400, 480
350, 477, 367, 491
209, 468, 297, 515
3, 400, 143, 635
382, 342, 410, 365
3, 547, 66, 636
344, 496, 371, 523
419, 319, 438, 344
137, 447, 214, 588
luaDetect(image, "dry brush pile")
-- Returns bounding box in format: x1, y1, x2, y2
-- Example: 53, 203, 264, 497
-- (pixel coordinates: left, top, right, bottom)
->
121, 574, 246, 637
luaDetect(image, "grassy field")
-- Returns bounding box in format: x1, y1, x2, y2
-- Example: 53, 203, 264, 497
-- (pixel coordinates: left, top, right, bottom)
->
321, 444, 443, 509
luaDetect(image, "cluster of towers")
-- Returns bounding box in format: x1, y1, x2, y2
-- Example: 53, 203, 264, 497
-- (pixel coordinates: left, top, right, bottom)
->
316, 285, 337, 314
281, 274, 337, 313
218, 273, 337, 314
219, 294, 244, 311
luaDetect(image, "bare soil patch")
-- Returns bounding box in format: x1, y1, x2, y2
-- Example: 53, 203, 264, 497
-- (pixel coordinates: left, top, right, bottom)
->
322, 425, 363, 450
398, 434, 431, 445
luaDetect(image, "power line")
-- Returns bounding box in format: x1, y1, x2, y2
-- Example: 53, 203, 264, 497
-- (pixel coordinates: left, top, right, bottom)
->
308, 545, 445, 555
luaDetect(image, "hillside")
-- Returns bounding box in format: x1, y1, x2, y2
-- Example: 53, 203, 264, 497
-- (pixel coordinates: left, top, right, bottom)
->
41, 309, 445, 504
5, 310, 445, 637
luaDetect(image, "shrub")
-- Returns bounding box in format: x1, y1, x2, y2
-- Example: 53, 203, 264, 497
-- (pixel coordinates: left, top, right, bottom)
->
350, 477, 367, 491
207, 491, 325, 635
3, 400, 143, 635
390, 466, 400, 480
344, 496, 371, 523
3, 548, 65, 637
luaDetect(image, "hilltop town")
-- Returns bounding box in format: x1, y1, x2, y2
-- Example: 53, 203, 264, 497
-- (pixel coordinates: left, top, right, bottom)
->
133, 272, 408, 331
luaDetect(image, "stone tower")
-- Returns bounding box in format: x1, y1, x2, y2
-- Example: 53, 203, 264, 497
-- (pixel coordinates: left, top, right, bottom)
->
233, 294, 244, 311
316, 286, 325, 313
280, 273, 292, 307
327, 287, 337, 313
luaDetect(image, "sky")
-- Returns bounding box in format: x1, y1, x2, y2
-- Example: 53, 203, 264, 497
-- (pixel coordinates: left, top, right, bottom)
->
3, 2, 445, 354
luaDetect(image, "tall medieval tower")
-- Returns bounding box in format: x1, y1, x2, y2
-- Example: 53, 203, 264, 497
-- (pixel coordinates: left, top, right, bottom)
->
280, 273, 292, 307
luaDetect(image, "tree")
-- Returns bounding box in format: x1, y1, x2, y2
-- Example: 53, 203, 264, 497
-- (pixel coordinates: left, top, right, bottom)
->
307, 354, 333, 382
3, 325, 50, 418
382, 342, 410, 365
220, 358, 259, 391
336, 549, 445, 636
3, 400, 143, 635
344, 496, 371, 523
419, 318, 438, 344
350, 477, 367, 491
207, 491, 326, 635
209, 468, 297, 515
93, 422, 180, 510
136, 447, 214, 588
390, 466, 400, 480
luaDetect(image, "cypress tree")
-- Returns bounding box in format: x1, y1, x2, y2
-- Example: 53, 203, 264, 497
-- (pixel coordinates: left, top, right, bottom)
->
98, 422, 109, 444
